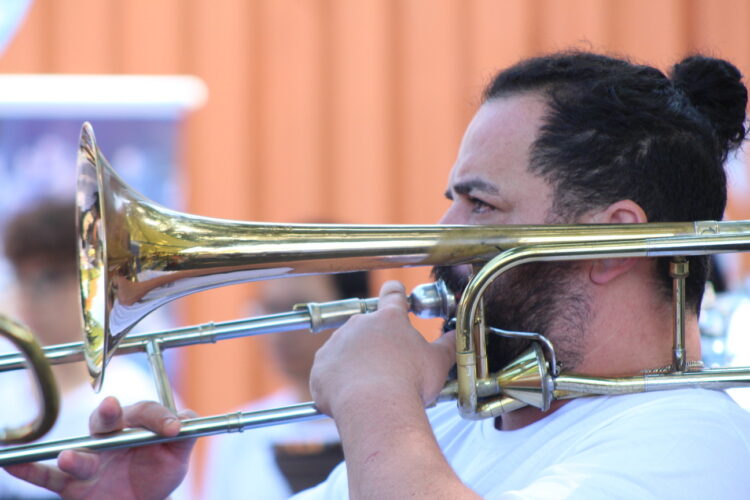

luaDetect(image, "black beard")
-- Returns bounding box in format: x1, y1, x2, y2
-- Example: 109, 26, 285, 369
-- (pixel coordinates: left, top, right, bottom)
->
432, 260, 591, 373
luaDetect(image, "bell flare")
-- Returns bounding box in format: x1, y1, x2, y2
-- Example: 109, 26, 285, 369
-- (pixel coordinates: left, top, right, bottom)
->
494, 343, 553, 411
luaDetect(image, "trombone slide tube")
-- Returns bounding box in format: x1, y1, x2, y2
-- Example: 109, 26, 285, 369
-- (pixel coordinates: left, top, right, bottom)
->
0, 311, 312, 373
0, 281, 453, 374
4, 367, 748, 465
670, 258, 689, 372
553, 368, 750, 399
0, 403, 323, 467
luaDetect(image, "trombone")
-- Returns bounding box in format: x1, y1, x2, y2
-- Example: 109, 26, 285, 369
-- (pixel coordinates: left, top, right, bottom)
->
2, 122, 750, 465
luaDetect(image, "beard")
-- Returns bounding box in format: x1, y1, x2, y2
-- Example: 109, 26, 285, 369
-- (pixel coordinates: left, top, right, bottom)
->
432, 259, 592, 373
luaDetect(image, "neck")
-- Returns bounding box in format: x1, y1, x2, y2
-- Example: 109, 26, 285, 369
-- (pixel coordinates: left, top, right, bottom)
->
578, 277, 702, 377
498, 270, 702, 430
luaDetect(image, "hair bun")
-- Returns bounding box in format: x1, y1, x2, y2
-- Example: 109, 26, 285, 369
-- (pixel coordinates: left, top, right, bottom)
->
671, 55, 748, 155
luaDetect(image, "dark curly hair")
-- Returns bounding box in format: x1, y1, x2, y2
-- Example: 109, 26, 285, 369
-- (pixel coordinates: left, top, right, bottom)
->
483, 51, 748, 311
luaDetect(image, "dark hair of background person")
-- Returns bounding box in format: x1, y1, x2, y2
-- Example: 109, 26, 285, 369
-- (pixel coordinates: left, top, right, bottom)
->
3, 198, 76, 271
331, 271, 370, 300
484, 51, 748, 312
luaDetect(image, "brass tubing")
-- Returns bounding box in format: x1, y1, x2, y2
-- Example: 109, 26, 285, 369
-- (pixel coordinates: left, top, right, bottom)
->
456, 232, 750, 419
0, 282, 452, 375
0, 368, 470, 466
553, 375, 646, 397
489, 327, 559, 377
670, 258, 689, 372
3, 368, 745, 465
0, 317, 60, 444
553, 368, 750, 399
145, 340, 176, 412
0, 403, 323, 467
468, 397, 527, 419
475, 300, 489, 379
0, 312, 313, 373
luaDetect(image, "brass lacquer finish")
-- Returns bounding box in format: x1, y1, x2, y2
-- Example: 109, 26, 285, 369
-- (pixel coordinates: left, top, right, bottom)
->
0, 316, 60, 444
670, 258, 689, 372
455, 234, 750, 418
3, 121, 750, 464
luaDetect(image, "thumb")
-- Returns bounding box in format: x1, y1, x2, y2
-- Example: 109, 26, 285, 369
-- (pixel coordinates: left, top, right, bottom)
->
431, 330, 456, 370
377, 280, 409, 312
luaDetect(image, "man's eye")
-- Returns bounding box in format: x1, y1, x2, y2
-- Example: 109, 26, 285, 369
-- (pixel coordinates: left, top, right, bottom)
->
469, 197, 493, 213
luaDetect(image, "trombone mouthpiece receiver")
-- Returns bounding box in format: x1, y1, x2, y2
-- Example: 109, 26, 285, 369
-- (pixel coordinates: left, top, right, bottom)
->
409, 280, 456, 319
299, 281, 456, 333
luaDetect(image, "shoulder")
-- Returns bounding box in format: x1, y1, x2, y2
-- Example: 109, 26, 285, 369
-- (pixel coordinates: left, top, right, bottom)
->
550, 389, 750, 458
581, 388, 750, 434
442, 390, 750, 499
513, 390, 750, 499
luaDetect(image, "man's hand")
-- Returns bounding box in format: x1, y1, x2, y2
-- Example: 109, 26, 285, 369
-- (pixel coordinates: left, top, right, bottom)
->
4, 397, 196, 500
310, 279, 456, 417
309, 281, 479, 499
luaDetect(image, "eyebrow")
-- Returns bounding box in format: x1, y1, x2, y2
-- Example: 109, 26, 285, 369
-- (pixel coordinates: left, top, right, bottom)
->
444, 179, 500, 199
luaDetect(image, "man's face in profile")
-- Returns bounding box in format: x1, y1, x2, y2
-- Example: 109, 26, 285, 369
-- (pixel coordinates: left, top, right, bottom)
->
435, 94, 590, 372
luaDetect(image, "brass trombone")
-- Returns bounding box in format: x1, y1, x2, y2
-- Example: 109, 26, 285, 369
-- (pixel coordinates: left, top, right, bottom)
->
2, 122, 750, 465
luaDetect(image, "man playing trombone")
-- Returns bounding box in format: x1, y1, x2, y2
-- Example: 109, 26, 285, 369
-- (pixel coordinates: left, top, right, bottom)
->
7, 50, 750, 499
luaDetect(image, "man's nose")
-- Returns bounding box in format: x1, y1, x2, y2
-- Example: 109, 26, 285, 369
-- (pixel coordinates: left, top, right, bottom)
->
438, 204, 460, 225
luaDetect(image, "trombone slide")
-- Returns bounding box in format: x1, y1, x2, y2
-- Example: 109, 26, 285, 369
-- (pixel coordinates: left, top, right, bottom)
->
0, 281, 454, 375
0, 403, 324, 466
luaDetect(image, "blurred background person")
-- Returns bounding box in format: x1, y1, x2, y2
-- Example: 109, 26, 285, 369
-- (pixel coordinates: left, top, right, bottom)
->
701, 256, 750, 409
0, 198, 192, 499
203, 271, 369, 499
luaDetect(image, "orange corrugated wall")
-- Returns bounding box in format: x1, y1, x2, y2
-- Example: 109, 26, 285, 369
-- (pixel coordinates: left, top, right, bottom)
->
3, 0, 750, 487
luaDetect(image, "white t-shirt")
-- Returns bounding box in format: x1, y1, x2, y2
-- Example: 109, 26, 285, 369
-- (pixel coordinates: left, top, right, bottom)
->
724, 298, 750, 408
202, 388, 340, 500
295, 388, 750, 499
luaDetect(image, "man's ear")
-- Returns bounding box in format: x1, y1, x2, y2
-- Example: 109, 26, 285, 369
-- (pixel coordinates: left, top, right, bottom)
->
586, 200, 648, 285
587, 199, 647, 225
